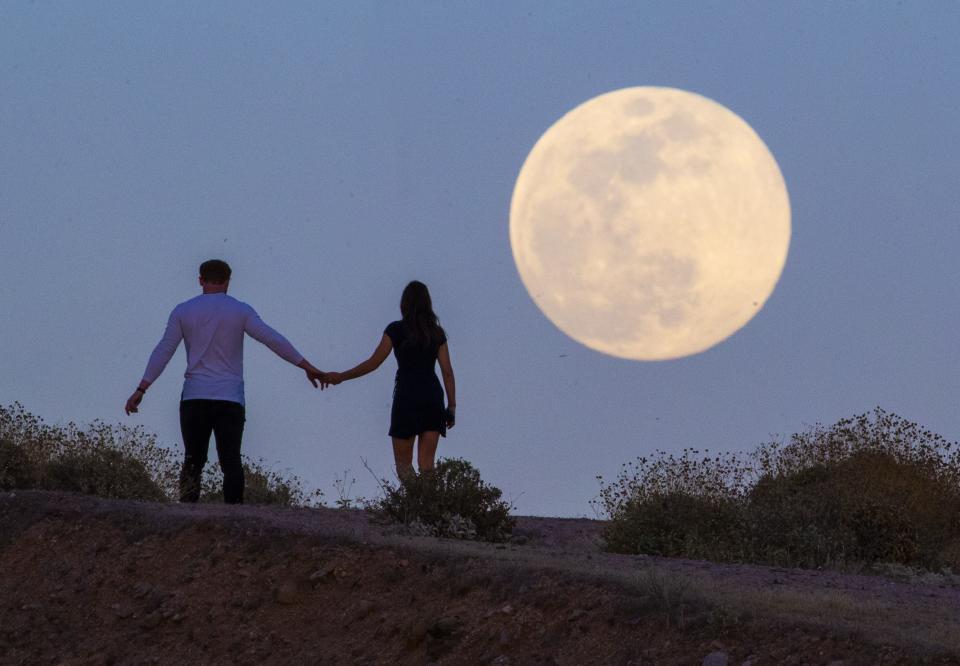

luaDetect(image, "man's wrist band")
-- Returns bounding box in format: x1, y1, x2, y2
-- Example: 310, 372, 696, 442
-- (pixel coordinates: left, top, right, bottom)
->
135, 387, 146, 394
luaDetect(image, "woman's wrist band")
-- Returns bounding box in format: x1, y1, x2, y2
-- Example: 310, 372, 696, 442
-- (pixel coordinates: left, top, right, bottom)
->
135, 387, 146, 394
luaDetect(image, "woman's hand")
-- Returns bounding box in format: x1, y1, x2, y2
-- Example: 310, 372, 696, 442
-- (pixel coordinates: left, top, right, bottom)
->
445, 405, 456, 429
324, 372, 344, 386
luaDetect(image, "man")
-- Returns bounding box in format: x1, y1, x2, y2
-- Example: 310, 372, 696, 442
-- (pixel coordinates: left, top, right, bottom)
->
125, 259, 327, 504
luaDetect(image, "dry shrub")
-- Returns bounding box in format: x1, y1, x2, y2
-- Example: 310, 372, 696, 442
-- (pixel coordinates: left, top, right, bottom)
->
0, 437, 35, 489
0, 403, 321, 507
748, 410, 960, 570
596, 449, 749, 560
369, 457, 515, 542
0, 403, 178, 499
604, 491, 745, 560
43, 447, 167, 501
597, 409, 960, 572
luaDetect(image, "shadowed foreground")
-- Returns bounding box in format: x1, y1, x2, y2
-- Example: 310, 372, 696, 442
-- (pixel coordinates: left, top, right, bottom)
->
1, 491, 958, 665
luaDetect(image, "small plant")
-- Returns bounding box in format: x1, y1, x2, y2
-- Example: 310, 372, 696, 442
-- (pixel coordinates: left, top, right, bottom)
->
369, 457, 515, 542
332, 469, 364, 509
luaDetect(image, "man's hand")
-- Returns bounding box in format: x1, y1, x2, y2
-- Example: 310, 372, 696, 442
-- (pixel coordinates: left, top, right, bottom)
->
304, 367, 328, 389
324, 372, 344, 386
125, 390, 144, 415
298, 360, 331, 389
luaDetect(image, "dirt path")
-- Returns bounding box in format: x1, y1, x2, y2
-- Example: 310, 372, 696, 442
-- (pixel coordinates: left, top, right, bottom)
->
137, 490, 960, 617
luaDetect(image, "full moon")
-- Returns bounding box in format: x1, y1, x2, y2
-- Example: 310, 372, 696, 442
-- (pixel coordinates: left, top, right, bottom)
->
509, 87, 790, 360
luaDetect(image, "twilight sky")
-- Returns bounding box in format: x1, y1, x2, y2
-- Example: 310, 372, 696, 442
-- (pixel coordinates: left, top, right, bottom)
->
2, 2, 958, 516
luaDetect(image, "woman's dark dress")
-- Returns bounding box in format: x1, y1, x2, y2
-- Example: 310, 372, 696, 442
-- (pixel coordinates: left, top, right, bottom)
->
384, 321, 447, 438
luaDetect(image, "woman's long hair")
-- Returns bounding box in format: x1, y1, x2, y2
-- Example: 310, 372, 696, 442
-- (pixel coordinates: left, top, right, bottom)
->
400, 281, 444, 348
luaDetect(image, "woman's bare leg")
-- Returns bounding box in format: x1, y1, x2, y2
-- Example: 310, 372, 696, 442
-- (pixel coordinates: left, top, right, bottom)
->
392, 437, 416, 483
416, 431, 441, 473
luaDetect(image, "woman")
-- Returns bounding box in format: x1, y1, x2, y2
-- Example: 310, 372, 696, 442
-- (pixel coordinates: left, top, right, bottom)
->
326, 281, 456, 482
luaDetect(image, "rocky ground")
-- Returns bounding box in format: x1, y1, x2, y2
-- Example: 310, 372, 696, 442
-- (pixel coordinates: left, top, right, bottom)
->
1, 490, 959, 665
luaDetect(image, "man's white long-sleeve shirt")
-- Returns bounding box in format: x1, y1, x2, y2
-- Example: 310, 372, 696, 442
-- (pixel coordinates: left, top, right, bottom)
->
141, 293, 304, 405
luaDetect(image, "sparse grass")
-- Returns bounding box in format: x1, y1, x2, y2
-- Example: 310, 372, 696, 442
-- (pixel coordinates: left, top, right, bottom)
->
726, 584, 960, 655
592, 561, 960, 655
631, 568, 698, 628
199, 459, 324, 507
0, 403, 321, 506
368, 457, 515, 542
596, 409, 960, 573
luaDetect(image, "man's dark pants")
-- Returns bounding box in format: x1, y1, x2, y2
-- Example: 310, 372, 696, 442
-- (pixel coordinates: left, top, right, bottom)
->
179, 399, 246, 504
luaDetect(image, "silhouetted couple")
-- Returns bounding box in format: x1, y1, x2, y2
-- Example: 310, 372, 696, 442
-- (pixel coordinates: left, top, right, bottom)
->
125, 260, 456, 504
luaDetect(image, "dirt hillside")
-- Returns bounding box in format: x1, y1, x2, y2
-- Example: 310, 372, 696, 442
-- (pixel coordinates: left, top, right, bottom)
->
1, 491, 958, 665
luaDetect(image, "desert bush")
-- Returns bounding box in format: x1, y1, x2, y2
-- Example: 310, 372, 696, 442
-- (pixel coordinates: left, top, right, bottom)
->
597, 409, 960, 572
369, 457, 515, 542
595, 449, 749, 560
0, 403, 322, 507
747, 410, 960, 570
603, 491, 745, 560
0, 437, 36, 489
1, 403, 72, 488
0, 403, 179, 499
43, 446, 167, 501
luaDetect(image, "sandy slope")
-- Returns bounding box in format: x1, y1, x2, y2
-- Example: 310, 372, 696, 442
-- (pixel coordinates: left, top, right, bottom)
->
1, 491, 958, 665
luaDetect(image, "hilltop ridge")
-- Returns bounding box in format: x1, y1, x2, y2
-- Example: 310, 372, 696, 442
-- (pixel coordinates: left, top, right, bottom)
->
1, 491, 957, 665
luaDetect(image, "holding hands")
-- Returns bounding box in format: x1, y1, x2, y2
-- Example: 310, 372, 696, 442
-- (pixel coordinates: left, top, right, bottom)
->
299, 362, 343, 390
298, 360, 334, 389
322, 372, 344, 385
